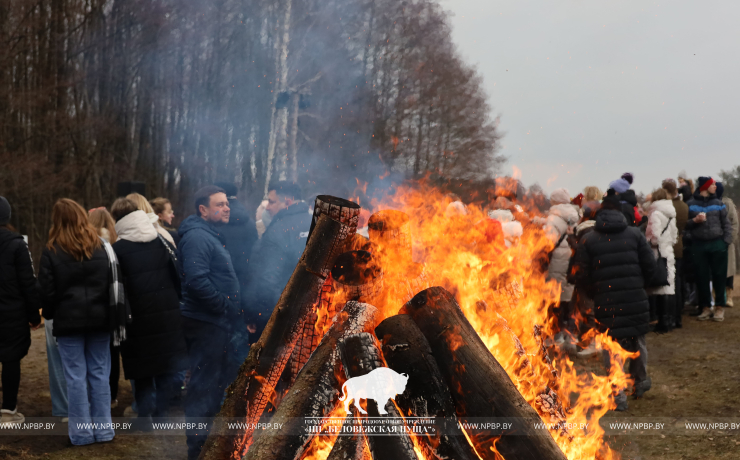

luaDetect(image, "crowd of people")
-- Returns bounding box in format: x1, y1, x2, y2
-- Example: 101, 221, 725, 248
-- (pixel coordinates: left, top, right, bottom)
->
0, 170, 737, 456
0, 181, 308, 459
539, 172, 738, 411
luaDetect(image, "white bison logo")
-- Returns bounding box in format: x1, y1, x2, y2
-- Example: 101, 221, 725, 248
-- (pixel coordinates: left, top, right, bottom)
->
339, 368, 409, 415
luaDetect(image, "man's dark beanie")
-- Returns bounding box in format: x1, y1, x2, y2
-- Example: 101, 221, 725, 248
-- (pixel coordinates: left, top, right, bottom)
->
697, 176, 714, 192
600, 189, 622, 211
0, 196, 10, 226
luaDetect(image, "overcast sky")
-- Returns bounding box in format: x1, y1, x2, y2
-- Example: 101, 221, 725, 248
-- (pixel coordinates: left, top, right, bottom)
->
441, 0, 740, 196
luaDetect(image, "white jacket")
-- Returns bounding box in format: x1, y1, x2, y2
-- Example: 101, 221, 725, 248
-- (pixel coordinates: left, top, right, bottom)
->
544, 204, 579, 302
488, 210, 523, 247
645, 199, 678, 296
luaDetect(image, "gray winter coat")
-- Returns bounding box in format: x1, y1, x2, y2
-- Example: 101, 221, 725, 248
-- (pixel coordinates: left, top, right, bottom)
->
686, 192, 733, 245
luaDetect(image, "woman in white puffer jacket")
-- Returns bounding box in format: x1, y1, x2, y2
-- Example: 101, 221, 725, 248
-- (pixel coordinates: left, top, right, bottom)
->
645, 188, 678, 332
544, 190, 580, 304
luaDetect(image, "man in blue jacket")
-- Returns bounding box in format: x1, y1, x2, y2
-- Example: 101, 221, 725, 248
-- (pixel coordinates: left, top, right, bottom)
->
178, 185, 240, 460
245, 181, 311, 344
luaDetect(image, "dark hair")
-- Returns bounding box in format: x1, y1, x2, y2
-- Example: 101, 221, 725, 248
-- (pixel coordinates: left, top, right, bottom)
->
662, 180, 677, 196
213, 182, 238, 197
268, 180, 302, 201
110, 198, 139, 222
194, 185, 226, 214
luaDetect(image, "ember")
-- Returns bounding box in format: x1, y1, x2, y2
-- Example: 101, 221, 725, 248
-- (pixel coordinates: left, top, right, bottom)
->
201, 185, 635, 460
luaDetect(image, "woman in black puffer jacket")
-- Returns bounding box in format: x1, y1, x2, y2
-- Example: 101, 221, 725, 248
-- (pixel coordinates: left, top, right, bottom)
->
0, 197, 42, 426
110, 198, 187, 421
39, 199, 115, 446
571, 191, 657, 410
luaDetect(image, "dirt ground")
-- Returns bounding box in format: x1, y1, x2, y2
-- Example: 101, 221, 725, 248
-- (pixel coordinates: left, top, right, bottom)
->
1, 304, 739, 460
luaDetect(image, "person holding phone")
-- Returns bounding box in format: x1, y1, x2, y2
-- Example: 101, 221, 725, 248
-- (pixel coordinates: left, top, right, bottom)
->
686, 177, 733, 322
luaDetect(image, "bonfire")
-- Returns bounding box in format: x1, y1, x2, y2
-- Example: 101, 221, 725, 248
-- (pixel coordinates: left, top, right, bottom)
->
200, 185, 636, 460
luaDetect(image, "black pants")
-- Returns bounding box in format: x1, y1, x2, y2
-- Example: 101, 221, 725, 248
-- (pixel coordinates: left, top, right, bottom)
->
134, 373, 178, 418
109, 341, 120, 401
727, 276, 734, 290
1, 360, 21, 411
182, 316, 239, 460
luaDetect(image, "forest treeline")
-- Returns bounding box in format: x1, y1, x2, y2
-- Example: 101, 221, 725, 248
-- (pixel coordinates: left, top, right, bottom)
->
0, 0, 503, 259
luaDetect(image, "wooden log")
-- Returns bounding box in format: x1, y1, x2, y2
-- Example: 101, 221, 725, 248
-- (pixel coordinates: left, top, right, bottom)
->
200, 213, 352, 460
400, 287, 568, 460
287, 251, 383, 385
375, 315, 480, 460
242, 301, 380, 460
308, 195, 361, 242
338, 333, 419, 460
326, 409, 372, 460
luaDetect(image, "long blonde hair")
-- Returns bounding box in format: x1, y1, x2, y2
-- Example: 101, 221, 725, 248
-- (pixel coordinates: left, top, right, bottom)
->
127, 193, 154, 214
47, 199, 102, 261
583, 186, 603, 202
88, 208, 117, 244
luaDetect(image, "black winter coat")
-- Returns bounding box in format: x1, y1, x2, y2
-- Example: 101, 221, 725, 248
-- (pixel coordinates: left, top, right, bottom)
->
113, 238, 188, 380
244, 202, 311, 323
220, 198, 258, 290
40, 245, 110, 337
0, 228, 42, 361
685, 191, 733, 245
571, 209, 657, 338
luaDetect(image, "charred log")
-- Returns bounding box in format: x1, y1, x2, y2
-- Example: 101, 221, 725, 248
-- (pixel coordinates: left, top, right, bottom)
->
375, 315, 480, 460
243, 301, 380, 460
338, 333, 419, 460
308, 195, 361, 242
400, 287, 568, 460
327, 409, 372, 460
200, 212, 353, 460
287, 251, 382, 385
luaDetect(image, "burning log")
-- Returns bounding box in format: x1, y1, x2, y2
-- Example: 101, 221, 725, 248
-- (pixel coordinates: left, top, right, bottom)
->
308, 195, 362, 242
243, 301, 380, 460
338, 333, 419, 460
327, 409, 372, 460
287, 251, 383, 385
400, 287, 568, 460
375, 315, 481, 460
200, 205, 357, 460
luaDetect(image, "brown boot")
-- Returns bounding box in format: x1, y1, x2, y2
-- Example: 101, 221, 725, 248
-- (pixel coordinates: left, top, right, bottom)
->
726, 289, 734, 307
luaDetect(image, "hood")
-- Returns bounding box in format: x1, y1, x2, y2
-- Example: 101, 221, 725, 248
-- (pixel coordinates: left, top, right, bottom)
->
648, 199, 676, 219
575, 219, 596, 236
0, 227, 22, 248
178, 214, 226, 241
549, 188, 571, 205
620, 189, 638, 206
228, 198, 251, 227
488, 209, 515, 223
115, 210, 158, 243
548, 203, 580, 227
594, 209, 628, 234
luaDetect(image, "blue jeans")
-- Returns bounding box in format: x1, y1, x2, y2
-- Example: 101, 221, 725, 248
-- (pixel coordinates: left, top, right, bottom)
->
57, 332, 115, 445
44, 320, 68, 417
